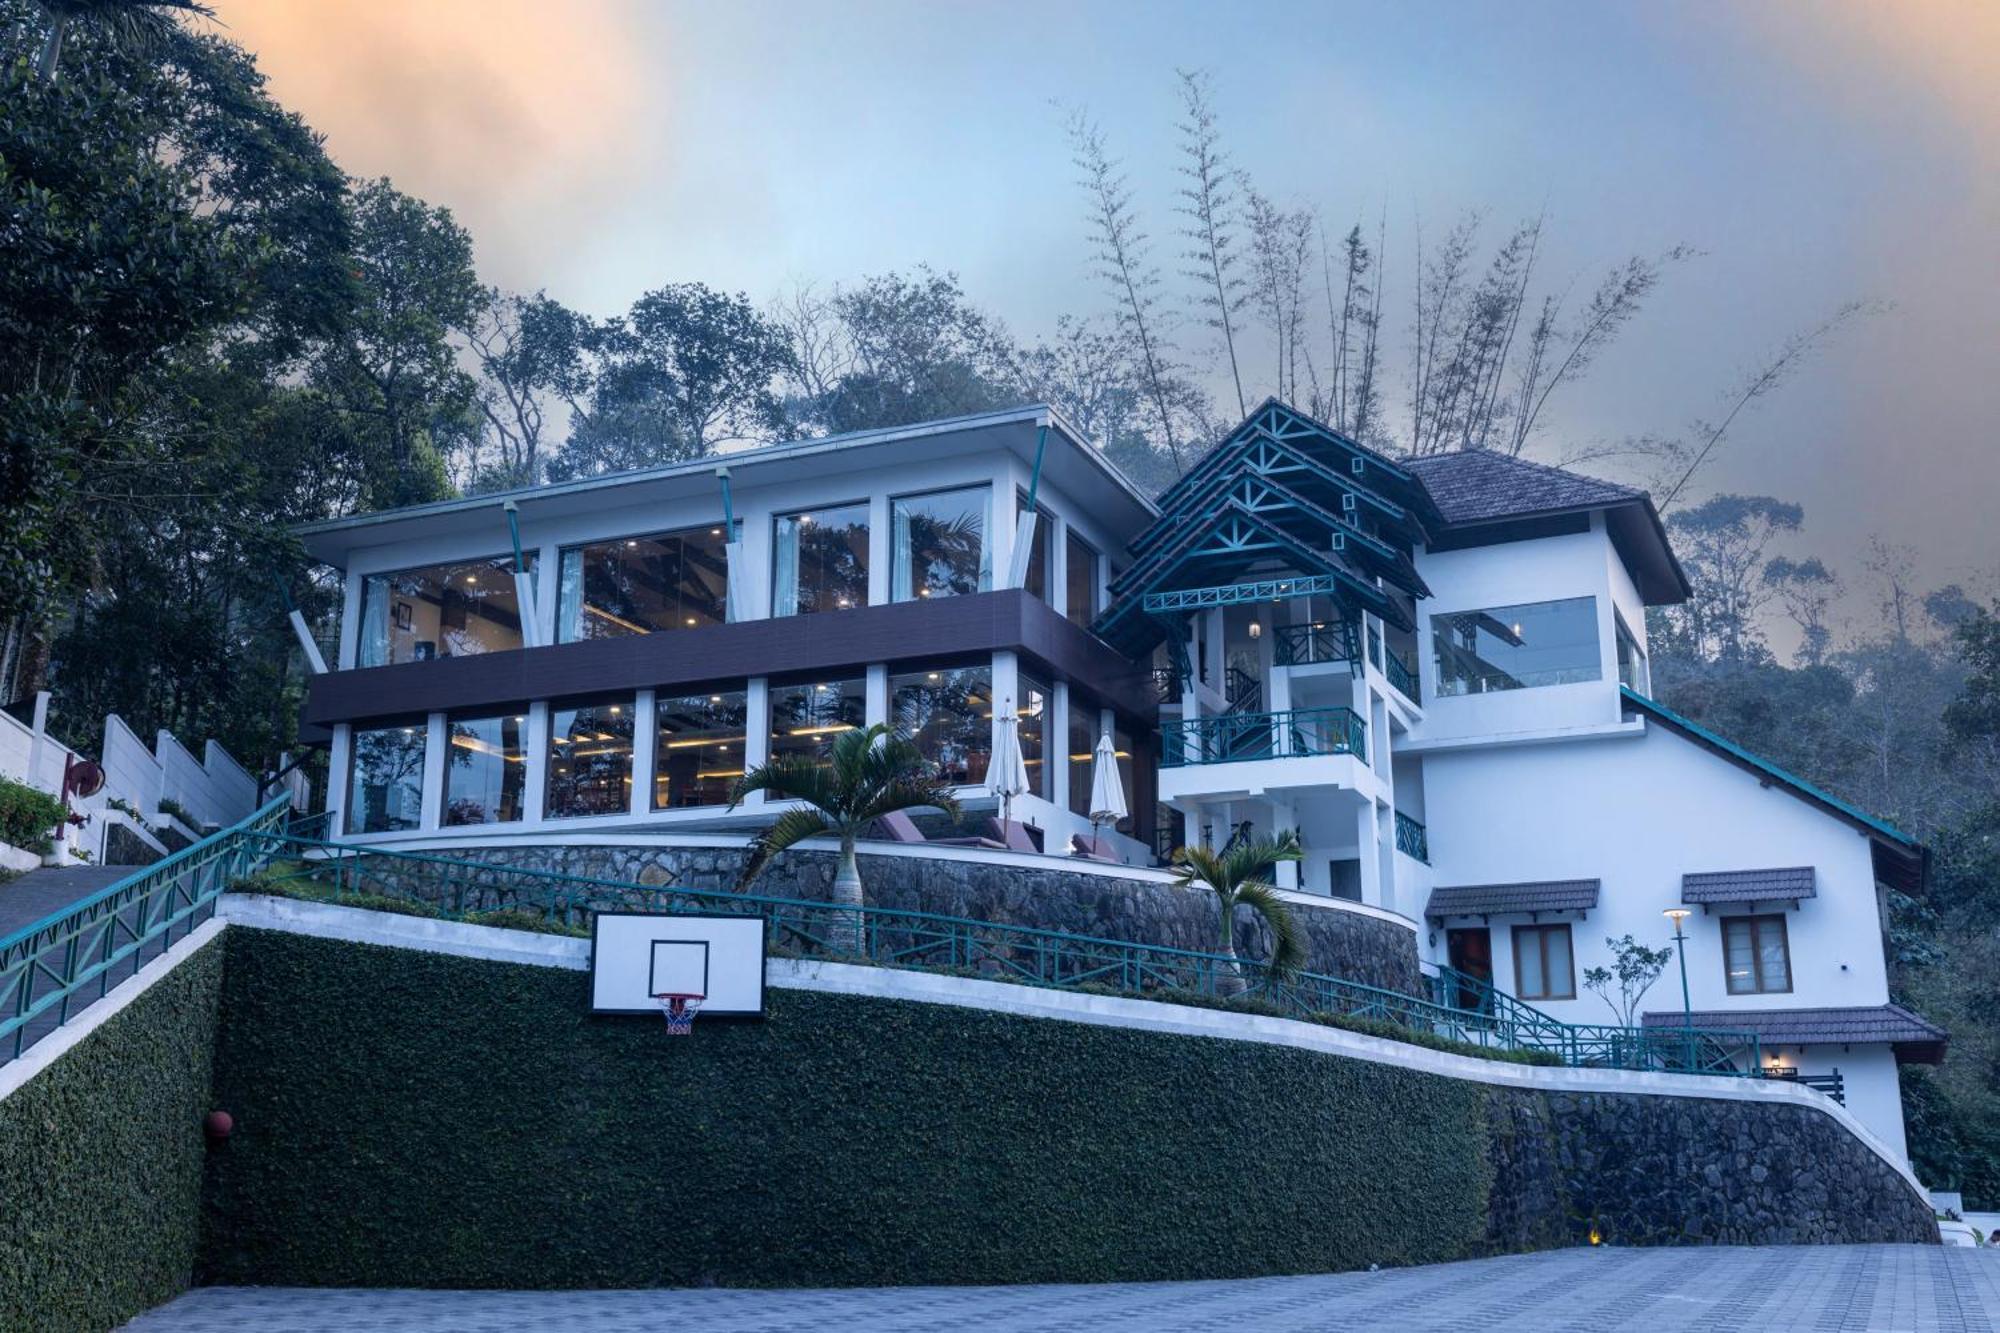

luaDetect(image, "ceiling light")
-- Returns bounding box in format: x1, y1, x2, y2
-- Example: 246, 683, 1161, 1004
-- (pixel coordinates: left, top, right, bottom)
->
626, 540, 639, 548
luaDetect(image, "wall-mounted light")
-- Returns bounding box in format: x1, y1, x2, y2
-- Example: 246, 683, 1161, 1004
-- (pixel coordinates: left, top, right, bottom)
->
1248, 622, 1262, 640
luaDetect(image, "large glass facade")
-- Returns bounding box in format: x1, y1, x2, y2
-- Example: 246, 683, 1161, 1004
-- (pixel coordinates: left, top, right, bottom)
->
1067, 694, 1098, 819
655, 690, 747, 809
442, 714, 526, 825
769, 676, 867, 765
346, 723, 427, 834
1431, 595, 1601, 697
1065, 529, 1099, 628
1016, 671, 1053, 799
1615, 614, 1649, 692
891, 663, 992, 785
547, 697, 635, 818
773, 502, 868, 616
358, 557, 531, 667
556, 525, 729, 642
1020, 494, 1055, 604
892, 486, 989, 602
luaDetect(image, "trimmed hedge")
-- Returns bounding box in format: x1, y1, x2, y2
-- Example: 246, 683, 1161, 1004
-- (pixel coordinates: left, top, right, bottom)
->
0, 942, 224, 1333
200, 927, 1496, 1288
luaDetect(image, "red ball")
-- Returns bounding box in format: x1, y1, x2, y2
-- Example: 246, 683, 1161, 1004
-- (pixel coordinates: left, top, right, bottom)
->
204, 1110, 234, 1140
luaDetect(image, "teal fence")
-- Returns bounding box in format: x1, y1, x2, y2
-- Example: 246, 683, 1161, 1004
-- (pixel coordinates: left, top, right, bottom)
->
1394, 810, 1430, 863
1273, 621, 1357, 668
233, 831, 1760, 1078
1161, 706, 1367, 767
0, 795, 294, 1063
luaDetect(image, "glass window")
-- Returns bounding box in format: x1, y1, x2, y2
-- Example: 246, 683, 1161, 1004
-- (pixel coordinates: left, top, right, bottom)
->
773, 502, 868, 616
547, 697, 635, 819
1019, 494, 1055, 604
359, 557, 532, 667
1068, 694, 1097, 819
1723, 915, 1792, 995
556, 524, 729, 642
346, 723, 427, 834
655, 690, 747, 809
1328, 859, 1363, 901
892, 486, 989, 602
1016, 672, 1053, 800
1065, 529, 1099, 628
891, 663, 992, 785
1431, 595, 1601, 697
442, 714, 526, 825
769, 677, 867, 765
1615, 614, 1648, 692
1513, 923, 1576, 1000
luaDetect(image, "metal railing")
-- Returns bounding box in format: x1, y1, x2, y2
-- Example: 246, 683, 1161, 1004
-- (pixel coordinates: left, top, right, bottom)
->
1763, 1066, 1845, 1105
1394, 810, 1429, 863
0, 794, 296, 1063
1385, 650, 1421, 703
232, 832, 1760, 1078
1273, 621, 1357, 668
1161, 707, 1367, 768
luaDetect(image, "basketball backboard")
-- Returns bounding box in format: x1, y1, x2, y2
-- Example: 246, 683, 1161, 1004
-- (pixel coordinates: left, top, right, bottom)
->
590, 912, 766, 1017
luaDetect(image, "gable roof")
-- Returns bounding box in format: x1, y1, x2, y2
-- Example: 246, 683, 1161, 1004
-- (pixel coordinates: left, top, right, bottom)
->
1405, 451, 1690, 605
1621, 686, 1928, 895
1641, 1004, 1946, 1064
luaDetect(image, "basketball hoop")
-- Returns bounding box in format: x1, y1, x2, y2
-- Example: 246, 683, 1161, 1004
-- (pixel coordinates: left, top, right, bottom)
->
654, 992, 705, 1036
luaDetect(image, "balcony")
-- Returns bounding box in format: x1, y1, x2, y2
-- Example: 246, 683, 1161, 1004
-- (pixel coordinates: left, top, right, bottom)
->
1273, 621, 1357, 668
1161, 707, 1366, 768
1394, 810, 1429, 863
1384, 650, 1420, 703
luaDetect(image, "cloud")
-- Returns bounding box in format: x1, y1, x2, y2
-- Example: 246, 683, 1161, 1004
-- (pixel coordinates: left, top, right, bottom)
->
210, 0, 662, 292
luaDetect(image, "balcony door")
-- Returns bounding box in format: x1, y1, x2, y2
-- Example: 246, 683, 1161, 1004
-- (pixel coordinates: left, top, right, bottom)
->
1446, 927, 1493, 1011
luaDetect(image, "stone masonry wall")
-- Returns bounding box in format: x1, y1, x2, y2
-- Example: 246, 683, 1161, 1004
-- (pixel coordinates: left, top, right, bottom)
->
369, 841, 1425, 995
1484, 1088, 1936, 1247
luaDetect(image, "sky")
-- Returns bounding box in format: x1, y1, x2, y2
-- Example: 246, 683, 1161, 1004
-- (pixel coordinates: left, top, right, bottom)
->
210, 0, 1998, 625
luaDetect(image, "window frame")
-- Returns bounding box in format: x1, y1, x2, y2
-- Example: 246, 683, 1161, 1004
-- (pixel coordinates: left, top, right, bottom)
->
357, 553, 531, 668
890, 483, 992, 603
1429, 594, 1603, 698
544, 695, 637, 820
440, 712, 528, 826
1721, 913, 1794, 996
554, 523, 733, 644
771, 499, 870, 618
1064, 527, 1100, 628
653, 688, 749, 811
1511, 922, 1577, 1001
344, 720, 429, 835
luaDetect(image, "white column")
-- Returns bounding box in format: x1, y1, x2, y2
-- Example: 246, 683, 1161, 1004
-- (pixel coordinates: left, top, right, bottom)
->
1355, 800, 1385, 908
523, 701, 550, 823
631, 688, 657, 817
338, 571, 363, 669
1272, 798, 1300, 890
536, 542, 560, 645
327, 723, 351, 832
1051, 681, 1073, 815
419, 712, 448, 830
865, 664, 889, 728
743, 678, 771, 808
868, 494, 892, 607
1051, 516, 1071, 618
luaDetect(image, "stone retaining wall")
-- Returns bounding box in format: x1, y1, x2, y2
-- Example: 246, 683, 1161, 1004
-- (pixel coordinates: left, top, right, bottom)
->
368, 841, 1425, 995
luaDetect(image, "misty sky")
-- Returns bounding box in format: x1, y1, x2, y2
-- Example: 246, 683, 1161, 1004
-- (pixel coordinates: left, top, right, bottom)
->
213, 0, 1998, 624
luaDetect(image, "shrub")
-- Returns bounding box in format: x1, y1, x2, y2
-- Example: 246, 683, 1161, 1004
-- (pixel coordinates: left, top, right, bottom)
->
0, 775, 64, 852
461, 908, 588, 938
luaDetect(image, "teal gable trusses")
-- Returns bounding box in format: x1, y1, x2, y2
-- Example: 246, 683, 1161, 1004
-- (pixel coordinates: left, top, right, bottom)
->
1094, 400, 1439, 658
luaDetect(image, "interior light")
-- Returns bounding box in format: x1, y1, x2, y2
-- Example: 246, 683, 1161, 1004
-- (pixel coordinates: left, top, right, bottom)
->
927, 672, 940, 681
815, 684, 830, 692
918, 588, 930, 597
710, 695, 722, 703
626, 540, 639, 548
710, 527, 722, 536
608, 706, 622, 715
685, 617, 697, 626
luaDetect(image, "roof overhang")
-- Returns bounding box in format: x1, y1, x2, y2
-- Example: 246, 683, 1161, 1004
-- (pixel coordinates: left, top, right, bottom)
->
1641, 1003, 1947, 1065
1425, 497, 1689, 605
1425, 879, 1601, 920
292, 405, 1156, 569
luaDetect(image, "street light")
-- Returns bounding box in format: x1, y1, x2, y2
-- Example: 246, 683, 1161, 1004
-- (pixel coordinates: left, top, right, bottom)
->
1664, 906, 1693, 1070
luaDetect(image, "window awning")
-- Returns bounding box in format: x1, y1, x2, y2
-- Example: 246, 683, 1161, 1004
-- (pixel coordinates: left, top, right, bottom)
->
1641, 1004, 1947, 1065
1681, 866, 1816, 905
1425, 879, 1600, 920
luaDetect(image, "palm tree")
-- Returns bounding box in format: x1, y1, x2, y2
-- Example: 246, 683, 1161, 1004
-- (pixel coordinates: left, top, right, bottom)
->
729, 723, 960, 952
32, 0, 213, 83
1171, 831, 1307, 996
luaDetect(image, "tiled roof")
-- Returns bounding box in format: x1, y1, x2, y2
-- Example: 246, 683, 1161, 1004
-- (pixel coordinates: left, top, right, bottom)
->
1426, 879, 1600, 919
1641, 1004, 1947, 1054
1682, 867, 1818, 904
1405, 450, 1644, 525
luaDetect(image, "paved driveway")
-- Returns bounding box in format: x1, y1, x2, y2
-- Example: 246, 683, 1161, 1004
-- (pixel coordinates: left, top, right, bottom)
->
122, 1244, 2000, 1332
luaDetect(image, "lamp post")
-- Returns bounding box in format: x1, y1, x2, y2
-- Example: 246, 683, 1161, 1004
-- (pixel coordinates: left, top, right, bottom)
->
1664, 906, 1693, 1070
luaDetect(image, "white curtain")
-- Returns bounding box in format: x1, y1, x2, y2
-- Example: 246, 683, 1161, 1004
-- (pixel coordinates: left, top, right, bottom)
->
556, 549, 585, 642
772, 517, 800, 617
891, 502, 913, 602
359, 576, 391, 667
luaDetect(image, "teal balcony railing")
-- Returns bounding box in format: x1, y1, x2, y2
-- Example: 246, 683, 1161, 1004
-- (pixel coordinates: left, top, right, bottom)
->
1385, 650, 1421, 702
1273, 621, 1358, 667
233, 833, 1761, 1078
1394, 810, 1429, 863
1161, 706, 1366, 768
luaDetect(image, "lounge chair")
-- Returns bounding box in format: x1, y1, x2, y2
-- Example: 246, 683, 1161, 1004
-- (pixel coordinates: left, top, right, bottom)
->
984, 818, 1042, 854
871, 809, 1004, 849
1070, 832, 1119, 863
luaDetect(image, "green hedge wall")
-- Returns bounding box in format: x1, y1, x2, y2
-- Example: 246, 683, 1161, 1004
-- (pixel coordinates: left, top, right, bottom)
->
201, 928, 1497, 1288
0, 942, 223, 1333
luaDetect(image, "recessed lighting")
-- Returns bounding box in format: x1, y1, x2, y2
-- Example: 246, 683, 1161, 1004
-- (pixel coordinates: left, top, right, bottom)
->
710, 695, 721, 703
918, 588, 930, 597
685, 617, 696, 626
710, 527, 722, 536
608, 705, 622, 715
927, 672, 940, 681
626, 540, 639, 548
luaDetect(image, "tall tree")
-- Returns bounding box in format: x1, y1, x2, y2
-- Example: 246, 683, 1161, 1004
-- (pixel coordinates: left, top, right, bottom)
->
1172, 68, 1247, 418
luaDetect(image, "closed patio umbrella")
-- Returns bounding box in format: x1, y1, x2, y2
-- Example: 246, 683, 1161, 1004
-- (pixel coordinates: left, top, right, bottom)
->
990, 701, 1031, 828
1088, 731, 1128, 833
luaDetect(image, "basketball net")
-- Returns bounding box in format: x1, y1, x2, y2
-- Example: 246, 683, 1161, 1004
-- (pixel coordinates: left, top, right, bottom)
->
654, 992, 705, 1036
